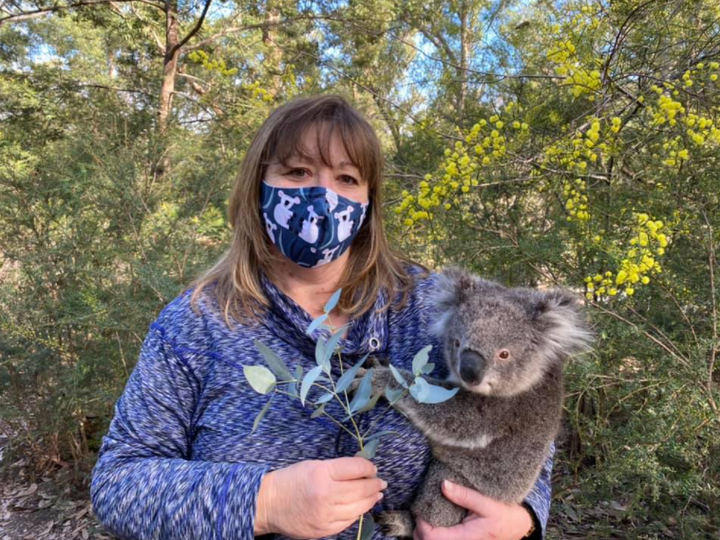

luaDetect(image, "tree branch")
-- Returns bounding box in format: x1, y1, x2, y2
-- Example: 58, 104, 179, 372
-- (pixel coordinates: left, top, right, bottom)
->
169, 0, 212, 56
0, 0, 163, 25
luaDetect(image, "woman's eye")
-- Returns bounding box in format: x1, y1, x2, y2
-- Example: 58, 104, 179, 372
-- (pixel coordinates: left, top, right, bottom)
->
287, 168, 309, 178
339, 175, 359, 185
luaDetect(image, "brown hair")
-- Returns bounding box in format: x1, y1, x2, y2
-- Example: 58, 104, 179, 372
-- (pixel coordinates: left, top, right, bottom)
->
186, 94, 419, 327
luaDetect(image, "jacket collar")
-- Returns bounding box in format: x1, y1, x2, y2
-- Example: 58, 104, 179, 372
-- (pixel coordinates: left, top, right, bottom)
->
259, 272, 388, 360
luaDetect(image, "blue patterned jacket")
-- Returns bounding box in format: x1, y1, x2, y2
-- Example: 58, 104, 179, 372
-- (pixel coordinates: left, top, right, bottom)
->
91, 268, 553, 540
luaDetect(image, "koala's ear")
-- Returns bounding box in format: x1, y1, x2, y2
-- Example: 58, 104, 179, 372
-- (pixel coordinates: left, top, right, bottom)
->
428, 267, 473, 336
433, 266, 475, 311
533, 290, 594, 359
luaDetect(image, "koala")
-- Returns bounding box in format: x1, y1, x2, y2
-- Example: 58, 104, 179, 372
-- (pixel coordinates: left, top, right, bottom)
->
334, 206, 355, 242
299, 206, 322, 244
367, 267, 593, 537
313, 245, 340, 267
273, 190, 301, 229
263, 212, 277, 243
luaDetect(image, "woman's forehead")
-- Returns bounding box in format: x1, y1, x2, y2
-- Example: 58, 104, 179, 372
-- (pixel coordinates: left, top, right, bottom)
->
271, 123, 360, 169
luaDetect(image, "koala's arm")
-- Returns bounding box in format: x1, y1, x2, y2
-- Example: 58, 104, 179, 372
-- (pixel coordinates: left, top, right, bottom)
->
370, 366, 492, 448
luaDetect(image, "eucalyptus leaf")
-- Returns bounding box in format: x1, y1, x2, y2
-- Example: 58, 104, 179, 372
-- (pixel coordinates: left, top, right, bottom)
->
422, 383, 460, 404
356, 391, 382, 413
289, 364, 303, 397
324, 289, 342, 313
349, 368, 374, 413
421, 362, 436, 375
316, 392, 334, 404
243, 365, 277, 395
389, 364, 409, 389
412, 345, 433, 376
254, 340, 292, 380
355, 438, 380, 460
359, 514, 375, 540
315, 338, 330, 374
385, 386, 405, 404
306, 314, 328, 335
409, 376, 430, 402
322, 326, 348, 366
300, 365, 323, 406
336, 354, 369, 393
252, 396, 274, 434
311, 403, 327, 418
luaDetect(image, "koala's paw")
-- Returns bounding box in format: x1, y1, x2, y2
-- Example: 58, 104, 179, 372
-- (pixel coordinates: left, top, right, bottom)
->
377, 511, 414, 538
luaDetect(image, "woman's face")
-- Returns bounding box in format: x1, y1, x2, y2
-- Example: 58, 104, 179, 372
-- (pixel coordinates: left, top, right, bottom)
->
263, 125, 370, 205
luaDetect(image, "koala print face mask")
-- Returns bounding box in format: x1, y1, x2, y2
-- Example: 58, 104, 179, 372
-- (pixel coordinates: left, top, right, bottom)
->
260, 181, 370, 268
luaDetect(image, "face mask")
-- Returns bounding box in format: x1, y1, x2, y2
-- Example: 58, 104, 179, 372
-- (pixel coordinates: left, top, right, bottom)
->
260, 181, 370, 268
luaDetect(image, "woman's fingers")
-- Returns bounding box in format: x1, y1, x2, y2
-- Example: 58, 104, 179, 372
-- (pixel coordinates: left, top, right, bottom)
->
333, 477, 387, 504
326, 457, 377, 481
333, 492, 384, 522
440, 480, 497, 516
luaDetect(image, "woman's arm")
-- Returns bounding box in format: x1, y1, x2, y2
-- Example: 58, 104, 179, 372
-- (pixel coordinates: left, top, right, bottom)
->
521, 443, 555, 538
91, 323, 271, 540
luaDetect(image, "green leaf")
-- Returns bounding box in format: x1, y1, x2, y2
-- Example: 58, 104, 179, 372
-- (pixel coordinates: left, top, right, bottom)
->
301, 365, 323, 406
359, 513, 375, 540
336, 354, 369, 393
324, 289, 342, 313
355, 438, 380, 460
289, 364, 303, 397
409, 376, 430, 402
252, 396, 274, 433
389, 364, 409, 389
306, 314, 329, 335
315, 338, 330, 374
254, 340, 292, 380
385, 386, 405, 404
322, 325, 348, 366
421, 362, 436, 375
316, 392, 334, 404
244, 365, 277, 395
422, 383, 460, 404
355, 390, 382, 413
412, 345, 432, 376
311, 403, 327, 418
350, 368, 374, 413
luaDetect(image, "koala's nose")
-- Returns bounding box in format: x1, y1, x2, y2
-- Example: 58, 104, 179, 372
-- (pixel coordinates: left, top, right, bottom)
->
459, 350, 486, 386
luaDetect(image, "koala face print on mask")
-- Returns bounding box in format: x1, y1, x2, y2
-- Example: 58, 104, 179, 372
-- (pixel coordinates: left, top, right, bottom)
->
260, 181, 370, 268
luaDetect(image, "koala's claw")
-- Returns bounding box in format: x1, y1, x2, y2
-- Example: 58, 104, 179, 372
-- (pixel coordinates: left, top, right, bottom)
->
376, 511, 414, 538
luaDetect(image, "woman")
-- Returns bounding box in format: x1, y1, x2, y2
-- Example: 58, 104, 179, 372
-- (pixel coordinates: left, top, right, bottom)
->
90, 95, 552, 540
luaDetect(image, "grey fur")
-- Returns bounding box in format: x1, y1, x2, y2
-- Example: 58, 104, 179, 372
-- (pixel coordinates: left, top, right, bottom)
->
371, 267, 593, 537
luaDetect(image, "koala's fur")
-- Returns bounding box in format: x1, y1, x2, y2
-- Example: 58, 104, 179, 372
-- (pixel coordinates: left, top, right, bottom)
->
369, 267, 593, 537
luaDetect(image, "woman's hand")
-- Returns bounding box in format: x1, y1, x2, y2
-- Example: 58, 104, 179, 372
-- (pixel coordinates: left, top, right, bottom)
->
413, 481, 535, 540
255, 457, 386, 538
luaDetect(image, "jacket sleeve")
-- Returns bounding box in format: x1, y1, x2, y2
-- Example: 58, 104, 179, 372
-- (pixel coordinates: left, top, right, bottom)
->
90, 320, 271, 540
522, 442, 555, 539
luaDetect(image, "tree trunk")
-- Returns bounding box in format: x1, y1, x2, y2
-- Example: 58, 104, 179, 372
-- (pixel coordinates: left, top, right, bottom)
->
158, 0, 179, 137
458, 0, 469, 117
262, 0, 282, 96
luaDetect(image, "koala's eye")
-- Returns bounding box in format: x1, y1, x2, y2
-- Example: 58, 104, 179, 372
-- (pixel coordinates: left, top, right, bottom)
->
498, 349, 510, 360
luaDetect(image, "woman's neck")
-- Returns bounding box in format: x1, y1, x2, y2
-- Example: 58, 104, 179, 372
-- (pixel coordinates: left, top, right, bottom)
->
267, 249, 351, 327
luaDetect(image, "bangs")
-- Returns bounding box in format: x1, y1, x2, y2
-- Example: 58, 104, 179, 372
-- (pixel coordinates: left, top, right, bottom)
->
261, 100, 380, 186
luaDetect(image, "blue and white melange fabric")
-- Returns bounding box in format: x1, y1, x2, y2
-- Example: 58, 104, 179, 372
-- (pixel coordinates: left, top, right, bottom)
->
91, 267, 554, 540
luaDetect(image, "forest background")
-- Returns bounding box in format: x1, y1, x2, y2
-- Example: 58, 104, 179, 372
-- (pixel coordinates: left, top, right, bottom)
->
1, 0, 719, 538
